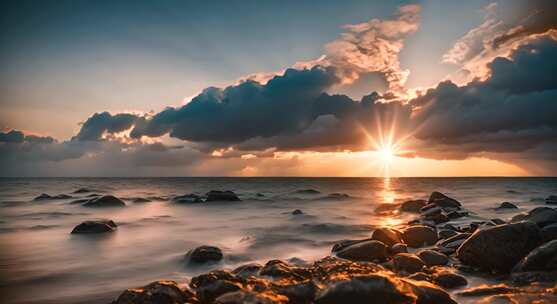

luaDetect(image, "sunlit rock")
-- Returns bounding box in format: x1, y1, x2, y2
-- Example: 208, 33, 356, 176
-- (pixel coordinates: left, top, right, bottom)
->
113, 280, 197, 304
335, 240, 389, 262
432, 270, 467, 289
371, 228, 402, 247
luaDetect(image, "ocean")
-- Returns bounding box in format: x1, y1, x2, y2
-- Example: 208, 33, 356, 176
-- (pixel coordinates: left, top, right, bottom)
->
0, 177, 556, 303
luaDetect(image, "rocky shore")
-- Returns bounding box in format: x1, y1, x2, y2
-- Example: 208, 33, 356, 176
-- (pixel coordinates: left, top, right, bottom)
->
96, 191, 557, 304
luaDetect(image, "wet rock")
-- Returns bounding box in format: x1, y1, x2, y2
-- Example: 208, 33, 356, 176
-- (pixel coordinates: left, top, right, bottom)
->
423, 212, 450, 225
132, 197, 151, 203
69, 198, 90, 205
438, 230, 458, 239
417, 250, 448, 266
292, 209, 303, 215
82, 195, 126, 207
456, 284, 518, 297
173, 193, 203, 203
513, 207, 557, 227
323, 193, 351, 200
71, 220, 117, 234
113, 280, 196, 304
547, 195, 557, 205
216, 290, 287, 304
295, 189, 320, 195
206, 190, 241, 202
491, 218, 506, 225
33, 193, 72, 200
446, 211, 468, 220
400, 199, 427, 213
371, 228, 402, 247
274, 280, 318, 304
335, 240, 389, 262
542, 223, 557, 241
315, 274, 415, 304
496, 202, 518, 210
402, 225, 438, 248
190, 271, 242, 302
232, 263, 263, 278
404, 280, 457, 304
259, 260, 305, 280
73, 188, 93, 194
428, 192, 462, 210
432, 271, 467, 289
393, 253, 425, 274
407, 272, 430, 282
456, 221, 543, 272
513, 239, 557, 272
420, 204, 440, 214
185, 246, 223, 264
331, 239, 369, 253
391, 243, 408, 254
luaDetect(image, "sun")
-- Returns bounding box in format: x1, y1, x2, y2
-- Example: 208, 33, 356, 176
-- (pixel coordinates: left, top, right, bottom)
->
379, 145, 395, 165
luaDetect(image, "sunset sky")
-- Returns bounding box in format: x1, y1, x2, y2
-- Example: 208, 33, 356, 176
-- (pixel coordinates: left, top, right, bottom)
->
1, 0, 556, 177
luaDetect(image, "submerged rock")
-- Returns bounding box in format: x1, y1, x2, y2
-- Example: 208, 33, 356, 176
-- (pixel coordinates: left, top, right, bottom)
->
132, 197, 151, 203
292, 209, 303, 215
335, 240, 389, 262
496, 202, 518, 210
315, 274, 415, 304
513, 239, 557, 272
113, 280, 196, 304
71, 220, 117, 234
295, 189, 320, 195
546, 195, 557, 205
371, 228, 402, 247
206, 191, 241, 202
401, 225, 438, 248
185, 246, 223, 264
173, 194, 203, 203
457, 221, 543, 272
232, 263, 263, 278
82, 195, 126, 208
400, 199, 426, 213
33, 193, 72, 200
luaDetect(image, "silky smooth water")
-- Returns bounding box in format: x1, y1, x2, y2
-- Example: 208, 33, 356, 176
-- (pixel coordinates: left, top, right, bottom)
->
0, 177, 555, 303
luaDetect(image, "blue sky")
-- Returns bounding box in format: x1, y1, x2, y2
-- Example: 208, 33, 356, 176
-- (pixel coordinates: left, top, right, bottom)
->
1, 0, 489, 139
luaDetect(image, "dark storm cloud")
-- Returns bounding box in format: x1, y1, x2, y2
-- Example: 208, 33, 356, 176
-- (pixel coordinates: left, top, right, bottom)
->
130, 66, 339, 142
410, 37, 557, 160
75, 112, 138, 141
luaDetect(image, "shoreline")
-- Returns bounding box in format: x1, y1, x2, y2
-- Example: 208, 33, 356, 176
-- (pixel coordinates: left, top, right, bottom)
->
107, 191, 557, 304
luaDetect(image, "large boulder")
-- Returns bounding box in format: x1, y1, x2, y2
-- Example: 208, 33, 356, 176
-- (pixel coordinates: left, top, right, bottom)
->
542, 223, 557, 242
371, 228, 402, 247
315, 274, 415, 304
513, 239, 557, 272
513, 207, 557, 228
206, 191, 241, 202
185, 245, 223, 264
402, 226, 438, 248
335, 240, 389, 262
428, 192, 461, 210
113, 280, 196, 304
456, 221, 544, 272
400, 199, 427, 213
83, 195, 126, 207
71, 220, 117, 234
